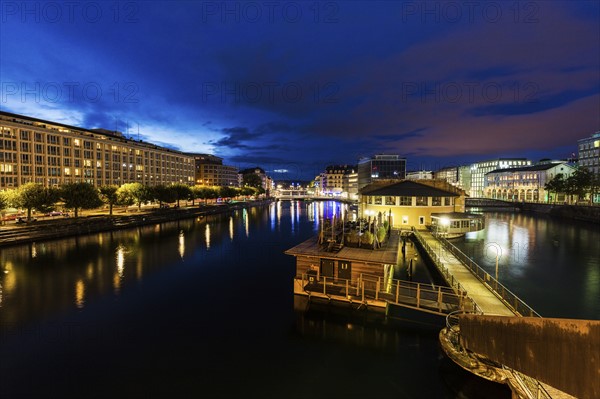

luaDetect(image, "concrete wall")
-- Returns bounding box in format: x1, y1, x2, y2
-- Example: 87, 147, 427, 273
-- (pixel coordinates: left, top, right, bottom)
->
459, 315, 600, 399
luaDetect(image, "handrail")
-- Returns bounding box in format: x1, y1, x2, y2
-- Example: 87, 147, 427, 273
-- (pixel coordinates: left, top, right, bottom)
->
412, 229, 538, 317
298, 272, 477, 315
436, 234, 540, 318
411, 230, 484, 314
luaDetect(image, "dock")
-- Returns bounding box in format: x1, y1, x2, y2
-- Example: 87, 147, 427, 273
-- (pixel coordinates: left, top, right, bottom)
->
412, 230, 538, 317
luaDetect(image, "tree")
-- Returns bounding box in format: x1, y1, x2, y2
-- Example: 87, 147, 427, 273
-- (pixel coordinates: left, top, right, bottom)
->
99, 185, 119, 216
190, 186, 204, 206
117, 183, 151, 211
545, 174, 566, 203
242, 173, 262, 190
239, 186, 256, 197
171, 183, 192, 207
11, 183, 60, 220
219, 186, 238, 199
61, 183, 103, 217
566, 167, 593, 203
152, 184, 177, 207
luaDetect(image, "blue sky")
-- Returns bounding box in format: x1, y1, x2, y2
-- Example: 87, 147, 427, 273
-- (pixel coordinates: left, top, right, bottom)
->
1, 1, 598, 180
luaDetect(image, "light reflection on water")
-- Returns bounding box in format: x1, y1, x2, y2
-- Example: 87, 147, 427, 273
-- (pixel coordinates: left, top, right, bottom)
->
454, 211, 600, 319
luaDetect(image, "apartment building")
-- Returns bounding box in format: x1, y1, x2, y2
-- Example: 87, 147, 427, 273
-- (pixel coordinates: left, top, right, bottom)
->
0, 111, 195, 189
189, 153, 238, 186
578, 131, 600, 176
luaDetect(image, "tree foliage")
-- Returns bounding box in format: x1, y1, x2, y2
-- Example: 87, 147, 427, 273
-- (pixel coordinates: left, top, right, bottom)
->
61, 183, 103, 217
11, 183, 60, 220
99, 185, 119, 216
117, 183, 151, 210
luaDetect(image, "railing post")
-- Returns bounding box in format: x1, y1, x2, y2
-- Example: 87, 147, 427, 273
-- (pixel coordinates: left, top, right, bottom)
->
437, 286, 442, 312
345, 279, 349, 298
376, 277, 380, 300
395, 280, 400, 304
361, 280, 365, 302
323, 276, 327, 295
416, 284, 421, 308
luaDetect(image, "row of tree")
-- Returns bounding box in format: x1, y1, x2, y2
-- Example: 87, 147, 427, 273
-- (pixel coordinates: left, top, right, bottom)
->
0, 182, 262, 220
544, 168, 600, 203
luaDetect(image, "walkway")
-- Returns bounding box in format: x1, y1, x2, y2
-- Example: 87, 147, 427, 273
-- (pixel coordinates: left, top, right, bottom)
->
415, 231, 516, 316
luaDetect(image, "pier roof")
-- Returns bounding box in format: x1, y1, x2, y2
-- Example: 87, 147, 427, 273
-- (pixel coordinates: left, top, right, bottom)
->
285, 229, 402, 265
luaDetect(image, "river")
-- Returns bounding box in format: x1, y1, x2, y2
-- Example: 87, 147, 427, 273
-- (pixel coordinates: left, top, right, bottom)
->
1, 201, 596, 398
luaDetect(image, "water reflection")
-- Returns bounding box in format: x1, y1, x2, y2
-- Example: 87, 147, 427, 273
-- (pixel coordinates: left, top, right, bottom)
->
178, 231, 185, 259
455, 211, 600, 319
75, 279, 85, 309
205, 224, 211, 249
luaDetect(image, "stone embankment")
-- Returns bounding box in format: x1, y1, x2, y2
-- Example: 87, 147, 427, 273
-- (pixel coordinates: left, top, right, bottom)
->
0, 200, 272, 248
518, 203, 600, 224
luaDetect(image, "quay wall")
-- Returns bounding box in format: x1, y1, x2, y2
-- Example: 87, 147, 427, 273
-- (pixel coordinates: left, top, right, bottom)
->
518, 203, 600, 224
0, 200, 273, 248
459, 315, 600, 399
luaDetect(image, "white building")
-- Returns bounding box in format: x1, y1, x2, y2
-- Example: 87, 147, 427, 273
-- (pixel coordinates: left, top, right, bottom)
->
469, 158, 531, 197
484, 161, 575, 202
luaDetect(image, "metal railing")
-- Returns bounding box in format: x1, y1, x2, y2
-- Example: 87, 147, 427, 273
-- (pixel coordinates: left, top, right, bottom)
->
298, 272, 478, 315
413, 230, 539, 317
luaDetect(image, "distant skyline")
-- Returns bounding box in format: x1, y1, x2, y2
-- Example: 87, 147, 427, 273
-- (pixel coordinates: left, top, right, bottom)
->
1, 1, 598, 180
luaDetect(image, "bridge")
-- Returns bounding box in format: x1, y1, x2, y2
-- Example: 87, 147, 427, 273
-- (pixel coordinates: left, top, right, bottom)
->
465, 197, 519, 208
413, 230, 598, 399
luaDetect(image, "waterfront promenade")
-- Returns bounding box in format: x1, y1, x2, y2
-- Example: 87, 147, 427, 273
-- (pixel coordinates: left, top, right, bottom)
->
0, 200, 272, 248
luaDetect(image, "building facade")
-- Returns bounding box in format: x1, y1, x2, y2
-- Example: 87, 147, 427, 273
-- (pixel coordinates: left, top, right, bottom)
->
357, 154, 406, 189
469, 158, 531, 198
320, 164, 357, 197
578, 131, 600, 176
359, 180, 466, 230
0, 111, 194, 189
406, 170, 433, 180
484, 162, 575, 202
189, 153, 238, 187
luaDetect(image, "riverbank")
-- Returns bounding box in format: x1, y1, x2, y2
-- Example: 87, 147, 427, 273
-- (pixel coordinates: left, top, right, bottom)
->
0, 199, 273, 248
518, 202, 600, 224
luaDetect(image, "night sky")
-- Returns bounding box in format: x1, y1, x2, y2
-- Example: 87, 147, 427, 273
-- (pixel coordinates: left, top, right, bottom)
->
1, 1, 598, 180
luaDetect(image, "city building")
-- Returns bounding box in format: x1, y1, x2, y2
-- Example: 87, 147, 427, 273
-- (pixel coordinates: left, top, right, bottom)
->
434, 165, 472, 193
239, 167, 272, 193
321, 164, 357, 198
357, 154, 406, 189
484, 161, 576, 202
0, 111, 195, 189
406, 170, 433, 180
188, 153, 238, 187
469, 158, 531, 198
359, 179, 468, 230
578, 131, 600, 176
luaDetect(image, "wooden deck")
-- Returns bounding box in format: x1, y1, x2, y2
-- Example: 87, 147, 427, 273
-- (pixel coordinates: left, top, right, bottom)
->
284, 229, 403, 266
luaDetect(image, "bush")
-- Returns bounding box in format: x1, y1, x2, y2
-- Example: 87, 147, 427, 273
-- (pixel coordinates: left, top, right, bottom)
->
361, 231, 374, 246
377, 226, 387, 244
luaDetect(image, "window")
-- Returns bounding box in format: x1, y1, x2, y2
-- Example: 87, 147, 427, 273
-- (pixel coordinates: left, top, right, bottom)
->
374, 196, 382, 205
444, 197, 452, 206
419, 216, 425, 225
402, 216, 408, 225
399, 196, 411, 206
416, 196, 427, 206
432, 197, 441, 206
385, 196, 396, 206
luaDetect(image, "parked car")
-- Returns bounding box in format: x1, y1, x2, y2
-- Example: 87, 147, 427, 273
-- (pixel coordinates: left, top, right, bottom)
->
46, 211, 63, 216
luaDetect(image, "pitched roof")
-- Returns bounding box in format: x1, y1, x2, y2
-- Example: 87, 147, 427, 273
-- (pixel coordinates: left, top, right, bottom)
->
361, 180, 459, 197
